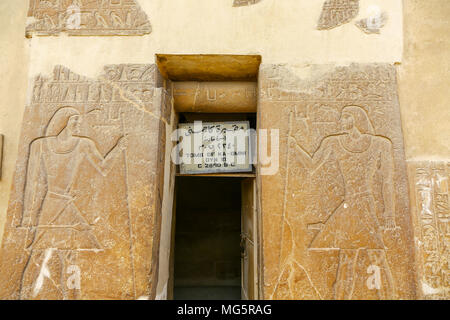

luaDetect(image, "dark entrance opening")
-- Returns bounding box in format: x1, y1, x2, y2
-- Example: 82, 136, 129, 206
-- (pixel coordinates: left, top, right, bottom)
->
173, 177, 242, 300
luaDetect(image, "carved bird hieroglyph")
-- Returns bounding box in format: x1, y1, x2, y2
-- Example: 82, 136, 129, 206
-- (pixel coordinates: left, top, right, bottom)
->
95, 11, 108, 28
110, 11, 124, 28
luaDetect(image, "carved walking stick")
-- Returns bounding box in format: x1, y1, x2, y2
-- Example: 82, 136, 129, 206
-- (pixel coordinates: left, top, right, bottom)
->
120, 110, 137, 298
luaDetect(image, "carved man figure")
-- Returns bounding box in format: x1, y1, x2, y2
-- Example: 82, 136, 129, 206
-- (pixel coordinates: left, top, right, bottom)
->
19, 107, 127, 299
292, 105, 396, 299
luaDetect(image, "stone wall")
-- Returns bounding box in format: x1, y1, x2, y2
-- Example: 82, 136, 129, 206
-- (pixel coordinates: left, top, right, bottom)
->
258, 63, 417, 299
0, 64, 171, 299
0, 0, 448, 300
0, 0, 405, 243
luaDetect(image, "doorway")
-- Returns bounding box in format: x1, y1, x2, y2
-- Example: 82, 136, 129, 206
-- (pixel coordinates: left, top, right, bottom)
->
172, 176, 257, 300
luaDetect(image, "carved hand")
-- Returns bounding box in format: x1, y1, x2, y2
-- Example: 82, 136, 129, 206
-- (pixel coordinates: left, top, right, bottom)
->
383, 215, 397, 231
117, 135, 129, 151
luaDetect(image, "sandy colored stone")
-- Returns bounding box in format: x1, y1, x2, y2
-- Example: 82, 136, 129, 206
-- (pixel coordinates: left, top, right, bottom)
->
156, 55, 261, 82
408, 161, 449, 299
317, 0, 359, 30
0, 64, 171, 300
258, 63, 417, 300
26, 0, 151, 37
1, 0, 449, 301
398, 0, 450, 159
173, 82, 257, 113
233, 0, 262, 7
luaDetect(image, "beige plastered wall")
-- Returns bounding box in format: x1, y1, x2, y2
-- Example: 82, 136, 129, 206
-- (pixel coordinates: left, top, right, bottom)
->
0, 1, 30, 243
398, 0, 450, 161
0, 0, 447, 257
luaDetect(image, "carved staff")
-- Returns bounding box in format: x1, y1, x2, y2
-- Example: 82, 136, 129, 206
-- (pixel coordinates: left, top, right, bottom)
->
120, 110, 137, 298
279, 111, 294, 271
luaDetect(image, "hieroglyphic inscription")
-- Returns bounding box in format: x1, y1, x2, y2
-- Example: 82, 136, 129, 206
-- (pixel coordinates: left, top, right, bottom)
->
26, 0, 151, 37
259, 64, 416, 300
317, 0, 359, 30
233, 0, 262, 7
0, 64, 170, 299
410, 162, 449, 299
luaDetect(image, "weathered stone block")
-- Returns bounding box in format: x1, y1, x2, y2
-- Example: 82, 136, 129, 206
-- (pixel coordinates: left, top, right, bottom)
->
259, 64, 417, 299
408, 161, 449, 299
26, 0, 151, 37
0, 64, 171, 300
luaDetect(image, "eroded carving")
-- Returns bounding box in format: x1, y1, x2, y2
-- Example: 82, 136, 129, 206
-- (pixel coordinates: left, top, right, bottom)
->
19, 107, 128, 299
410, 162, 449, 299
0, 64, 169, 300
317, 0, 359, 30
260, 64, 415, 300
26, 0, 151, 37
290, 106, 397, 299
233, 0, 261, 7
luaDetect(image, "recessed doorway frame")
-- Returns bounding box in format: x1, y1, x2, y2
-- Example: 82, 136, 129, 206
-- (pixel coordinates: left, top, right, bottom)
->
168, 113, 260, 300
154, 54, 263, 301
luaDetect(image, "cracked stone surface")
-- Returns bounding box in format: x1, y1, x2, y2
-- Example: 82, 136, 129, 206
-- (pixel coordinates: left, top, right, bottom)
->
408, 161, 450, 300
0, 64, 171, 300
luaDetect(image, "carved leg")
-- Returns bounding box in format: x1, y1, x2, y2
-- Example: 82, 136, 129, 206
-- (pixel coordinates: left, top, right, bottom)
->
367, 249, 394, 299
20, 248, 64, 300
333, 249, 358, 300
19, 250, 36, 300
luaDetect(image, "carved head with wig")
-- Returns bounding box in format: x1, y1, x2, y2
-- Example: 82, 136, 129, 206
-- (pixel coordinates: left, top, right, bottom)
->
45, 107, 81, 137
340, 105, 375, 135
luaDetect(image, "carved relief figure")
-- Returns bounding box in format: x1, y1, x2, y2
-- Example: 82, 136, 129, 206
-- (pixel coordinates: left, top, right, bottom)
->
19, 107, 127, 299
291, 106, 397, 299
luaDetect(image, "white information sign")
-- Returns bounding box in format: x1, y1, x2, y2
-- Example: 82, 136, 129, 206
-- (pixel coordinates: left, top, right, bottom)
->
178, 121, 252, 174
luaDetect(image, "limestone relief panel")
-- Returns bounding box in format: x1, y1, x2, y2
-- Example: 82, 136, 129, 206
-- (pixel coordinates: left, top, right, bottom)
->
0, 64, 171, 300
26, 0, 151, 37
259, 64, 417, 299
409, 161, 449, 299
233, 0, 262, 7
317, 0, 360, 30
